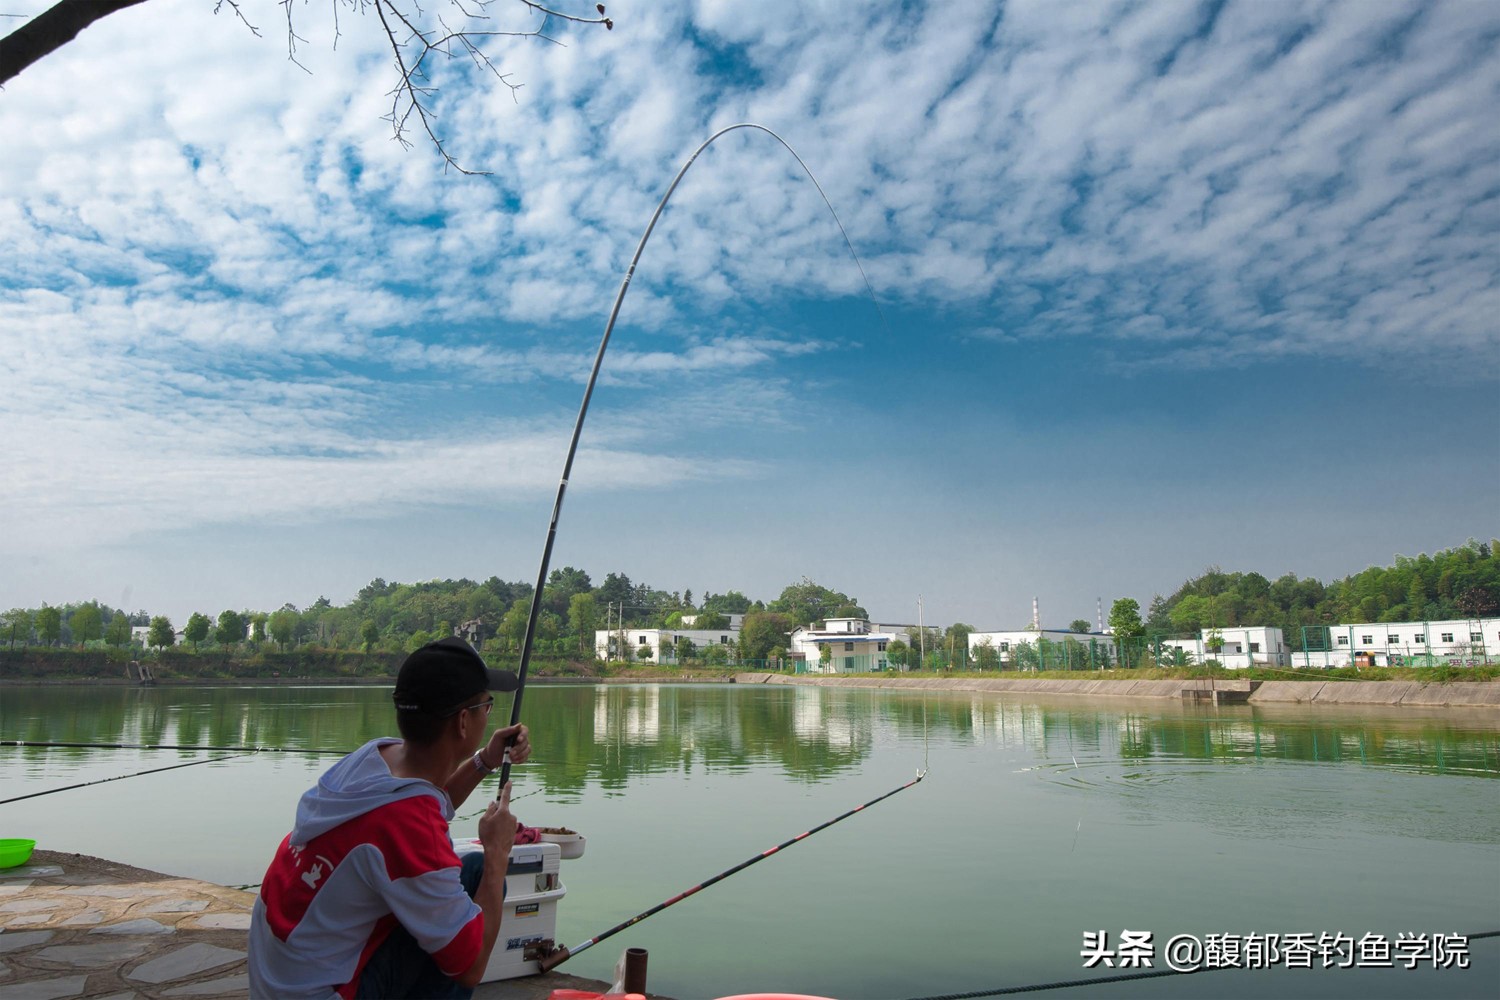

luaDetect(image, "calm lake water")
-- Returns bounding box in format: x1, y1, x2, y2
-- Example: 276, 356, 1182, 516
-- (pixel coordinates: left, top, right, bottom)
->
2, 682, 1498, 999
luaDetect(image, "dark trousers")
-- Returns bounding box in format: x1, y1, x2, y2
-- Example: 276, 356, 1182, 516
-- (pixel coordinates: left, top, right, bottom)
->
355, 851, 492, 1000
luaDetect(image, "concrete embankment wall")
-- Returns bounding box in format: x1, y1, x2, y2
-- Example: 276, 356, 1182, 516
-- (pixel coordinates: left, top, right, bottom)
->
732, 673, 1500, 708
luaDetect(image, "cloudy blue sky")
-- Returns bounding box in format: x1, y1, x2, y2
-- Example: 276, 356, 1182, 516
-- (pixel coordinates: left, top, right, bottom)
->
2, 0, 1496, 631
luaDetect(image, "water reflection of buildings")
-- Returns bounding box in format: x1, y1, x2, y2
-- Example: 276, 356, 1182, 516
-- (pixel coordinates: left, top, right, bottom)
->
594, 685, 662, 745
1114, 709, 1500, 776
911, 693, 1498, 778
966, 699, 1104, 759
792, 687, 869, 750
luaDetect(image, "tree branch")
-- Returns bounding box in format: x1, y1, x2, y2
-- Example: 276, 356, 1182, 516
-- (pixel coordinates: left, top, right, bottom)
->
518, 0, 611, 31
371, 0, 579, 175
1, 0, 152, 86
2, 0, 614, 173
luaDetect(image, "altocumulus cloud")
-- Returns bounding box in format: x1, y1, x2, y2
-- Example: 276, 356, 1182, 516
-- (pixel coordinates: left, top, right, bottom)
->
1, 0, 1496, 553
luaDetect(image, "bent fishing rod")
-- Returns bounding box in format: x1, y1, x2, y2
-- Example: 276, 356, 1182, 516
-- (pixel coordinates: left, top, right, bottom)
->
0, 752, 249, 806
1, 739, 349, 756
537, 768, 926, 972
497, 122, 883, 789
0, 739, 353, 805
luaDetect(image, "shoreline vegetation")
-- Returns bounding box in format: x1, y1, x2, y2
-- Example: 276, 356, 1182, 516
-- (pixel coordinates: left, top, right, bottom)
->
3, 648, 1497, 707
6, 541, 1497, 679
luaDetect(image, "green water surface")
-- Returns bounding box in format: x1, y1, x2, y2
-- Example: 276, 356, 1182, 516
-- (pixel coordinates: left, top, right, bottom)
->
2, 683, 1497, 999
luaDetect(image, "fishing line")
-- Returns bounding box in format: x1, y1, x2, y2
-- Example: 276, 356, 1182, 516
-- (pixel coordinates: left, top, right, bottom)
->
0, 752, 248, 805
498, 122, 886, 791
1, 739, 349, 756
537, 769, 926, 971
900, 930, 1500, 999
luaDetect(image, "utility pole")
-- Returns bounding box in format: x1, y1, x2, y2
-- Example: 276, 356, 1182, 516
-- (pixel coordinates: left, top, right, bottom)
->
616, 601, 627, 666
603, 601, 611, 661
918, 595, 926, 672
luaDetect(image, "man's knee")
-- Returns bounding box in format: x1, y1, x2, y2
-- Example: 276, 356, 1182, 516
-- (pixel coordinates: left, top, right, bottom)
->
459, 850, 502, 900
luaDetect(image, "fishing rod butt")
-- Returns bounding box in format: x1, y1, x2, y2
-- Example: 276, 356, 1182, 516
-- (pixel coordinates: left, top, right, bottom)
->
536, 943, 572, 973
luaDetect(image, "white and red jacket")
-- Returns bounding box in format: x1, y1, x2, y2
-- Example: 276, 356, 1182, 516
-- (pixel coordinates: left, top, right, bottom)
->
248, 739, 482, 1000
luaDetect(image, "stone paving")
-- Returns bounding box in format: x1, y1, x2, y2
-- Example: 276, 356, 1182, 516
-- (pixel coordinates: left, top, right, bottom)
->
0, 851, 644, 1000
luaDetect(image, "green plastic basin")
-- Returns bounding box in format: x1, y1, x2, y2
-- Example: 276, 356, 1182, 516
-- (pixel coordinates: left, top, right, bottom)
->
0, 838, 36, 868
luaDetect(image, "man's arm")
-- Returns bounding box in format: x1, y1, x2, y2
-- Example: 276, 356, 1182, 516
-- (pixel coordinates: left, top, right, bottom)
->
446, 723, 530, 809
455, 783, 517, 988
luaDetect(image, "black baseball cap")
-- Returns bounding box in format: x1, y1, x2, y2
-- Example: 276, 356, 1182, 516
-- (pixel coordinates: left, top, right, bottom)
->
392, 637, 519, 714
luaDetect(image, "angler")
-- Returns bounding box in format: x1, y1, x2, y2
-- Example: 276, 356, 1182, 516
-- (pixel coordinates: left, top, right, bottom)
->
246, 637, 533, 1000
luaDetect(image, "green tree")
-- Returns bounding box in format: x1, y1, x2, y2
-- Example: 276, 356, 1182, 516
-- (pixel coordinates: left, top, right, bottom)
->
69, 604, 102, 646
106, 612, 133, 647
268, 609, 297, 652
1069, 619, 1091, 633
1406, 577, 1427, 621
1109, 598, 1144, 641
818, 644, 832, 670
885, 638, 909, 669
674, 636, 696, 661
690, 610, 730, 630
973, 639, 999, 671
499, 598, 531, 653
147, 616, 175, 651
1456, 585, 1498, 619
596, 572, 635, 623
4, 609, 33, 648
184, 612, 211, 651
1144, 595, 1173, 635
1163, 645, 1195, 667
768, 578, 865, 625
944, 622, 974, 669
702, 590, 752, 614
568, 592, 598, 653
36, 605, 62, 646
214, 609, 247, 648
545, 565, 593, 617
1170, 594, 1214, 634
738, 611, 795, 661
361, 619, 380, 652
249, 613, 269, 647
905, 626, 938, 669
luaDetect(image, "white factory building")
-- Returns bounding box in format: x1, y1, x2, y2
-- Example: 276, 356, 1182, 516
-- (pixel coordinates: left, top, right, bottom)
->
966, 628, 1117, 669
594, 625, 739, 663
1293, 617, 1500, 668
1155, 626, 1291, 668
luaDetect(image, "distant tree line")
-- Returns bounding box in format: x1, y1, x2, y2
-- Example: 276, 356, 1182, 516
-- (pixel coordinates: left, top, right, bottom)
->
0, 571, 868, 665
1128, 539, 1500, 650
5, 540, 1495, 662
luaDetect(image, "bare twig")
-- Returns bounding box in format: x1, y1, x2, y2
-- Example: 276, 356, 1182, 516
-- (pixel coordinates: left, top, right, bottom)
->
366, 0, 597, 173
519, 0, 611, 30
277, 0, 313, 73
212, 0, 263, 37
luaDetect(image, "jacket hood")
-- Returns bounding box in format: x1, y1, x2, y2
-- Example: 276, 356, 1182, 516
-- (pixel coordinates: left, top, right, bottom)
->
289, 738, 453, 845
